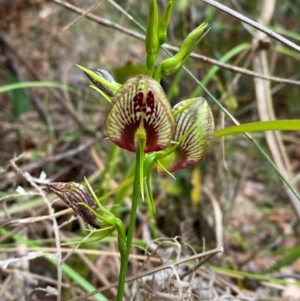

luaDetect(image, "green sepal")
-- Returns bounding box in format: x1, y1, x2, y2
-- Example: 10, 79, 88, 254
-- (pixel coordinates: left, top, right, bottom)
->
61, 227, 116, 245
78, 202, 116, 227
157, 1, 173, 46
144, 153, 157, 175
154, 23, 211, 80
84, 178, 102, 210
145, 0, 160, 74
77, 64, 121, 95
89, 85, 112, 103
145, 171, 156, 214
156, 151, 176, 174
136, 137, 146, 201
144, 154, 157, 214
116, 218, 127, 255
84, 177, 114, 218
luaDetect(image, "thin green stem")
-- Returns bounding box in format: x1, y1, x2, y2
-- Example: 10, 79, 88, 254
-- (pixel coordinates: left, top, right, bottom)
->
116, 141, 143, 300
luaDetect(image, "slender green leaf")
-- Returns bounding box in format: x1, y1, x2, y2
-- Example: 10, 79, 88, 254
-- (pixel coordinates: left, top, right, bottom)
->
267, 246, 300, 272
50, 259, 108, 301
0, 81, 76, 93
215, 120, 300, 138
213, 266, 300, 286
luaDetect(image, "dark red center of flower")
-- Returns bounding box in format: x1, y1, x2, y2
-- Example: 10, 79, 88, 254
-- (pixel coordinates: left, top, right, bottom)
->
105, 75, 174, 153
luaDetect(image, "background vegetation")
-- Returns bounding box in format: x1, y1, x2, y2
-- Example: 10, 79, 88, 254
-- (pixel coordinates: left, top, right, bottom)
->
0, 0, 300, 300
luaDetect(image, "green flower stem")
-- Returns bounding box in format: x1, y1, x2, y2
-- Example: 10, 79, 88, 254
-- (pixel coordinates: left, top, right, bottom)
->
116, 140, 143, 301
98, 144, 120, 195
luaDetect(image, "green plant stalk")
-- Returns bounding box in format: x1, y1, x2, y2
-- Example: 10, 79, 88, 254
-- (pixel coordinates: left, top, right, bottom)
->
116, 139, 144, 300
111, 173, 135, 216
98, 144, 120, 195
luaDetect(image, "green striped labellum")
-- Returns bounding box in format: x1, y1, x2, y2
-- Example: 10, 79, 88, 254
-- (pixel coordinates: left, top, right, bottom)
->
105, 75, 174, 153
158, 97, 215, 172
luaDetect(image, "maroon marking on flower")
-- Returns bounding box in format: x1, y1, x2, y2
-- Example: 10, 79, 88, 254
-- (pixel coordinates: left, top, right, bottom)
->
105, 75, 174, 153
170, 98, 214, 172
48, 182, 100, 229
157, 98, 214, 173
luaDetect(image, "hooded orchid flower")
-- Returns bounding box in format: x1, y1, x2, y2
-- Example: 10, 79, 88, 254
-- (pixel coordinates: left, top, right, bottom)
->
156, 97, 215, 173
104, 75, 174, 153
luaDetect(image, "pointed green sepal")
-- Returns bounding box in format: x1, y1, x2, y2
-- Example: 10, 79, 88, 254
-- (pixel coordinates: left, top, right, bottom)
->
145, 171, 156, 213
157, 1, 173, 46
156, 151, 175, 174
77, 64, 121, 98
61, 227, 116, 246
89, 84, 112, 103
155, 23, 211, 78
144, 154, 157, 213
78, 202, 116, 227
115, 218, 127, 255
145, 0, 160, 74
85, 68, 116, 97
137, 137, 146, 201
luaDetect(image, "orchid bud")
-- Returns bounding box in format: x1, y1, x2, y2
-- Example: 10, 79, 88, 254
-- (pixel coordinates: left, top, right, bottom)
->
145, 0, 160, 72
154, 23, 211, 80
157, 97, 214, 172
47, 182, 100, 229
105, 75, 174, 153
157, 1, 173, 46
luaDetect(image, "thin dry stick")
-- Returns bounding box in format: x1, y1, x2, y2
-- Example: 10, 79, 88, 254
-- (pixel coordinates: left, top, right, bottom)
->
50, 0, 300, 87
2, 267, 70, 288
201, 0, 300, 54
0, 247, 163, 262
251, 1, 300, 222
0, 32, 49, 125
14, 139, 98, 175
61, 1, 101, 31
5, 209, 73, 227
9, 158, 63, 301
202, 187, 223, 249
0, 32, 95, 137
219, 48, 253, 173
77, 252, 118, 297
67, 246, 223, 301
